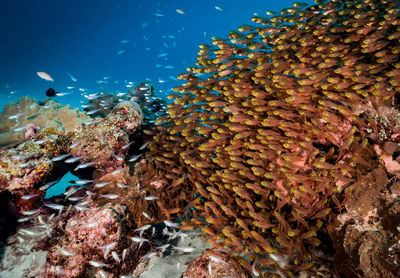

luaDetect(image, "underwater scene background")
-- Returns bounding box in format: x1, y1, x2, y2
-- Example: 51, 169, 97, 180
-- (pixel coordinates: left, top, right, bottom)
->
0, 0, 309, 110
3, 0, 400, 277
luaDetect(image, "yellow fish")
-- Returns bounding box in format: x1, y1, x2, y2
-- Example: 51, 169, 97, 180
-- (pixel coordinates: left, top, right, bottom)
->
36, 72, 54, 82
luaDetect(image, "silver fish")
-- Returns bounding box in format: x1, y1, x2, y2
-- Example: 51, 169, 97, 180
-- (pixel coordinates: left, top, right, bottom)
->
112, 154, 124, 161
112, 251, 120, 263
18, 228, 42, 237
110, 168, 123, 175
70, 140, 82, 149
17, 216, 33, 223
65, 156, 83, 163
34, 138, 50, 145
128, 154, 142, 162
40, 180, 58, 191
172, 246, 195, 253
9, 112, 24, 119
74, 161, 95, 171
95, 181, 112, 188
139, 141, 151, 150
81, 221, 99, 229
61, 249, 75, 256
99, 242, 117, 250
144, 196, 159, 201
74, 205, 89, 211
51, 154, 72, 162
45, 203, 64, 211
75, 179, 93, 185
134, 224, 151, 233
117, 183, 128, 189
22, 209, 40, 216
164, 220, 179, 228
121, 141, 134, 150
88, 260, 109, 268
131, 237, 149, 243
21, 193, 39, 200
68, 196, 85, 202
142, 212, 152, 220
100, 194, 119, 199
87, 109, 101, 115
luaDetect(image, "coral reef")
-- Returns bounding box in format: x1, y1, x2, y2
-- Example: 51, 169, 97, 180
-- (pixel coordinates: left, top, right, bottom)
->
142, 0, 400, 275
0, 96, 90, 147
69, 101, 143, 171
183, 250, 247, 278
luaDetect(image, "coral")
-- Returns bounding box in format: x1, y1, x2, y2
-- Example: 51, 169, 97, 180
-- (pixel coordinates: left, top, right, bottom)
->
69, 101, 143, 171
142, 0, 400, 275
44, 202, 150, 277
0, 96, 90, 147
327, 168, 400, 278
183, 250, 247, 278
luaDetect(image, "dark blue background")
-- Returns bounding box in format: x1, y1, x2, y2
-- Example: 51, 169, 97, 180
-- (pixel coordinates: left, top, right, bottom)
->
0, 0, 313, 110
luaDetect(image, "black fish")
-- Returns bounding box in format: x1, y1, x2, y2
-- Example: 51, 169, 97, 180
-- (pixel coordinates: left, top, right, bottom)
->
46, 88, 58, 97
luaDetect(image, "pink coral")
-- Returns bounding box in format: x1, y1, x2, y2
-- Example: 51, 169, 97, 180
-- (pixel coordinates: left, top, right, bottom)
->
24, 123, 40, 140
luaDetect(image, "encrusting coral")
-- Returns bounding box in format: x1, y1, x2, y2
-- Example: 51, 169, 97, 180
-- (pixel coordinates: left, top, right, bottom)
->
141, 0, 400, 275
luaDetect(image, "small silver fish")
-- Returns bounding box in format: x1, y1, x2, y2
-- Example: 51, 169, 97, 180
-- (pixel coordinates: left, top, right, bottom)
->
99, 242, 117, 250
164, 220, 179, 228
139, 141, 151, 150
18, 162, 30, 168
110, 168, 123, 175
112, 251, 120, 263
87, 109, 101, 115
117, 183, 128, 189
88, 260, 109, 268
94, 181, 112, 188
81, 221, 100, 229
70, 140, 82, 149
142, 212, 152, 220
61, 249, 75, 256
74, 161, 95, 171
18, 228, 42, 237
9, 112, 25, 119
22, 209, 40, 216
65, 156, 83, 163
144, 196, 159, 201
17, 216, 33, 223
134, 224, 151, 233
68, 196, 85, 202
34, 138, 50, 145
21, 193, 39, 200
128, 154, 143, 162
122, 249, 127, 261
112, 154, 124, 161
100, 194, 119, 199
75, 179, 93, 185
40, 180, 58, 191
172, 246, 195, 253
131, 237, 149, 243
74, 205, 89, 211
51, 154, 71, 162
64, 187, 79, 198
45, 203, 64, 211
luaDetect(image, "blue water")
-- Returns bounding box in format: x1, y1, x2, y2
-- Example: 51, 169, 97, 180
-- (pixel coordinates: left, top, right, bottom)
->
0, 0, 313, 111
45, 172, 80, 199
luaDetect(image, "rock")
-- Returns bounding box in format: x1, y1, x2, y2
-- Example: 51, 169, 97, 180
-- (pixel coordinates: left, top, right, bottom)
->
69, 101, 143, 171
0, 96, 90, 147
183, 250, 247, 278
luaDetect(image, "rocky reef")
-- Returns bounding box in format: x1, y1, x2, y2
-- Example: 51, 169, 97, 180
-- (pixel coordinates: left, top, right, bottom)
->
0, 96, 90, 148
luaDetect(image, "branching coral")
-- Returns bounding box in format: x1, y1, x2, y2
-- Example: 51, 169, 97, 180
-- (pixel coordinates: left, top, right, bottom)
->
142, 0, 400, 275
